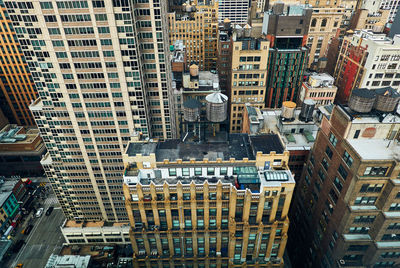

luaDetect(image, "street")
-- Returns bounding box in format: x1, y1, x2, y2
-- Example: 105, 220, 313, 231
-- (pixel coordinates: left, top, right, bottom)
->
5, 186, 66, 268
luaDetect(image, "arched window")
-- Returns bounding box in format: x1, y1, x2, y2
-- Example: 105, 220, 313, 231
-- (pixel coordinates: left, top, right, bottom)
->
321, 18, 327, 27
311, 18, 317, 27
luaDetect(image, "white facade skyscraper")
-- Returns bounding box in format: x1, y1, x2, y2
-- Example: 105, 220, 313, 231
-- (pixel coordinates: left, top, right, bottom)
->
4, 0, 175, 222
218, 0, 250, 24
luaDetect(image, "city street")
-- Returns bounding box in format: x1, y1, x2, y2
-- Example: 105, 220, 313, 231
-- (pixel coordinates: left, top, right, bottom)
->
8, 190, 65, 268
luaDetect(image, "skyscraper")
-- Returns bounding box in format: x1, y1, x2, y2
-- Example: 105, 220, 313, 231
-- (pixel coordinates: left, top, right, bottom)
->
218, 0, 250, 24
0, 1, 37, 126
5, 0, 175, 222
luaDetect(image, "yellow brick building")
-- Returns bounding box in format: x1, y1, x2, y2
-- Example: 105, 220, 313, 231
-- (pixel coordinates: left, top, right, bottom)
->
168, 0, 219, 70
123, 134, 295, 267
229, 35, 269, 133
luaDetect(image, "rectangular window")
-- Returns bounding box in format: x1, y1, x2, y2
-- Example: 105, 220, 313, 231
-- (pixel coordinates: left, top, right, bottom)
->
325, 146, 333, 159
338, 164, 348, 180
364, 166, 388, 176
360, 184, 383, 193
329, 133, 338, 146
195, 167, 202, 176
207, 168, 215, 176
354, 196, 377, 205
182, 168, 190, 176
220, 167, 227, 175
343, 151, 353, 167
333, 177, 343, 192
169, 168, 176, 176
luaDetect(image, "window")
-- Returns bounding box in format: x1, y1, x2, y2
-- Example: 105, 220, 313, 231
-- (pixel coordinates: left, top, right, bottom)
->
311, 18, 317, 27
364, 167, 388, 176
220, 167, 227, 175
322, 158, 329, 171
343, 151, 353, 167
195, 167, 202, 176
329, 133, 338, 146
321, 19, 327, 27
182, 168, 190, 176
348, 245, 369, 251
360, 184, 383, 193
207, 168, 215, 176
169, 168, 176, 176
389, 203, 400, 211
325, 146, 333, 159
338, 165, 348, 180
354, 130, 360, 139
354, 215, 375, 223
333, 177, 343, 192
354, 196, 377, 205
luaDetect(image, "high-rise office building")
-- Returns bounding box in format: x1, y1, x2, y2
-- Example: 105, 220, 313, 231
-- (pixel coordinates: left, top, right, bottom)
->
123, 134, 295, 267
333, 30, 400, 103
5, 0, 175, 222
218, 0, 250, 24
0, 2, 37, 126
288, 95, 400, 267
168, 0, 219, 70
229, 29, 269, 133
263, 3, 311, 108
381, 0, 400, 22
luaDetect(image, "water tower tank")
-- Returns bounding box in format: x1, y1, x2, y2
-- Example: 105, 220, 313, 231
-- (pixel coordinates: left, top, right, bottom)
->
374, 87, 400, 112
183, 99, 201, 122
206, 92, 228, 122
348, 88, 376, 113
244, 24, 252, 37
299, 99, 315, 122
281, 101, 296, 121
189, 64, 199, 77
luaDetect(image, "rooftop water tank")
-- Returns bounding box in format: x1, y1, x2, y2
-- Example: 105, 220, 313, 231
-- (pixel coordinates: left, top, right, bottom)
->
299, 99, 315, 122
281, 101, 296, 121
189, 64, 199, 77
183, 99, 201, 122
374, 87, 400, 112
348, 88, 376, 113
206, 92, 228, 122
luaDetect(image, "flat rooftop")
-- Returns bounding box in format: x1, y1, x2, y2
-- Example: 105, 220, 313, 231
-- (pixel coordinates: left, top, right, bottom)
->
261, 110, 318, 149
347, 139, 400, 160
126, 134, 285, 162
339, 105, 400, 124
63, 220, 129, 229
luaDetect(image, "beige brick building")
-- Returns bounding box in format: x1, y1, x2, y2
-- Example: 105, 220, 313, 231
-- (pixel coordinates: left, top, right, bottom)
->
168, 0, 219, 71
229, 33, 269, 133
123, 134, 295, 267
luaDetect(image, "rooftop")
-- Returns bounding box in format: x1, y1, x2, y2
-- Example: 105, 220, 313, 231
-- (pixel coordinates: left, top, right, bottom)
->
126, 134, 285, 162
63, 220, 129, 229
339, 105, 400, 124
347, 139, 400, 160
0, 124, 40, 146
0, 180, 15, 207
45, 254, 91, 268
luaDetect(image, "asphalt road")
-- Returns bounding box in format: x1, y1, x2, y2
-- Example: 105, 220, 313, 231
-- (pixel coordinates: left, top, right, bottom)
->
10, 194, 65, 268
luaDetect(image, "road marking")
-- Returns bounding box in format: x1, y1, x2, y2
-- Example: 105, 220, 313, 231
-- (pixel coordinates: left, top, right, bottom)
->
10, 197, 55, 268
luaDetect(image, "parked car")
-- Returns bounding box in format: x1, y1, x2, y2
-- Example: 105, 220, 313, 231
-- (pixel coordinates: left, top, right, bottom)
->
24, 224, 33, 235
35, 208, 44, 218
45, 206, 54, 216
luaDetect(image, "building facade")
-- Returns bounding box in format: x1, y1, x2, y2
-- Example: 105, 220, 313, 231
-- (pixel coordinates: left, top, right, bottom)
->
0, 124, 46, 177
218, 0, 250, 24
380, 0, 400, 22
350, 8, 389, 32
299, 73, 337, 106
288, 103, 400, 267
306, 0, 344, 68
123, 134, 295, 267
333, 30, 400, 103
0, 1, 37, 126
168, 0, 219, 71
5, 0, 175, 222
229, 33, 269, 133
264, 4, 311, 108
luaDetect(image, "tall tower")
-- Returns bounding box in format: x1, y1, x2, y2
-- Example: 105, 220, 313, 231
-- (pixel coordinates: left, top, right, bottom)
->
4, 0, 175, 222
0, 1, 37, 126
